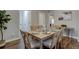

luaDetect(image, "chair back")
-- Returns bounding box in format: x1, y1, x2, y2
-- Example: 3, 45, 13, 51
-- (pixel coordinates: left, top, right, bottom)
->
20, 30, 31, 48
30, 25, 39, 31
30, 25, 43, 32
56, 29, 64, 48
50, 28, 64, 49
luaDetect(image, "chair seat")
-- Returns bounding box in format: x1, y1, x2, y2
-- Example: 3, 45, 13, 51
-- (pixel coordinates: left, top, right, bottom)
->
43, 39, 52, 48
30, 40, 40, 48
43, 28, 65, 49
28, 36, 40, 48
43, 37, 58, 48
43, 39, 55, 48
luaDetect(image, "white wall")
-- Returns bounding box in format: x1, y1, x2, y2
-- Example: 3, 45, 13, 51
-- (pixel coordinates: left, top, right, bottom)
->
74, 11, 79, 40
31, 11, 39, 26
49, 10, 72, 26
49, 10, 79, 39
30, 11, 49, 26
39, 11, 46, 25
0, 10, 19, 41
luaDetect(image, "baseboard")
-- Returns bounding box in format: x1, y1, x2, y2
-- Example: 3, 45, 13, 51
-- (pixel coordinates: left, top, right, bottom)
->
4, 38, 20, 49
63, 34, 79, 41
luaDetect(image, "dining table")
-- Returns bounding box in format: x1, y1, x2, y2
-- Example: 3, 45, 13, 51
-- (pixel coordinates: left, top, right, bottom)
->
26, 31, 55, 49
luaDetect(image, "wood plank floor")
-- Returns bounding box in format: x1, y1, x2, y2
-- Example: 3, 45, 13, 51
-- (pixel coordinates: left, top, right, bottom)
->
59, 36, 79, 49
43, 36, 79, 49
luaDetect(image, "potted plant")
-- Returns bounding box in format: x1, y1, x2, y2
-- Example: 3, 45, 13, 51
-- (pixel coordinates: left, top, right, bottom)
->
0, 10, 11, 47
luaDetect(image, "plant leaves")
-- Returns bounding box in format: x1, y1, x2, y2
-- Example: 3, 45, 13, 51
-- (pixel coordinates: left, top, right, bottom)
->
0, 10, 11, 30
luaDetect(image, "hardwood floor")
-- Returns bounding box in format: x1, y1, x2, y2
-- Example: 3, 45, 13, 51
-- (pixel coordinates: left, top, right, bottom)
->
0, 36, 78, 49
43, 36, 79, 49
59, 36, 79, 49
0, 39, 20, 49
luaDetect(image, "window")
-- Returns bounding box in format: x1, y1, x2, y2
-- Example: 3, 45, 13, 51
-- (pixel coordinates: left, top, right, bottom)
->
20, 11, 30, 32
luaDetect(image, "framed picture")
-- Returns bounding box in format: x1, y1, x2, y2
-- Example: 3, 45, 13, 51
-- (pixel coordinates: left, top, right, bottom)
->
58, 11, 72, 21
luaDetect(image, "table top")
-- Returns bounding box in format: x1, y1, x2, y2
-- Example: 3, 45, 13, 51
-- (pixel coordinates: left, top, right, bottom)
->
27, 31, 55, 40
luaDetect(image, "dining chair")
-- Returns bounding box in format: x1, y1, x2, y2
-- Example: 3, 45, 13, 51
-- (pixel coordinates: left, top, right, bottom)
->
43, 28, 64, 49
60, 36, 78, 49
20, 30, 41, 49
30, 25, 43, 32
20, 30, 31, 48
30, 25, 39, 31
56, 28, 64, 49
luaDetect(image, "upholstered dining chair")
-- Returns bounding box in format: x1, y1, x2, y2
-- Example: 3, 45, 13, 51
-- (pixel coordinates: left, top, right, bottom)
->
43, 28, 64, 49
55, 28, 64, 49
30, 25, 39, 31
20, 30, 30, 48
20, 30, 41, 49
30, 25, 43, 32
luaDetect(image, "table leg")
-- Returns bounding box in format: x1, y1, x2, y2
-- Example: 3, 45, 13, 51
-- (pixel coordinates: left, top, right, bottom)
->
40, 40, 43, 49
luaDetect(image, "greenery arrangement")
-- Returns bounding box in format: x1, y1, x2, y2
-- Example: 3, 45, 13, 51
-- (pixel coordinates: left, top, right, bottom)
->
0, 10, 11, 42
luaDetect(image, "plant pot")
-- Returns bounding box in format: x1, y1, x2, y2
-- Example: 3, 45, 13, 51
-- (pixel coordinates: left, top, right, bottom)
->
0, 40, 6, 48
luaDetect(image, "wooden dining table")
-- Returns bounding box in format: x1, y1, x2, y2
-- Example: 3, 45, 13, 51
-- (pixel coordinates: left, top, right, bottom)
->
27, 31, 55, 49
